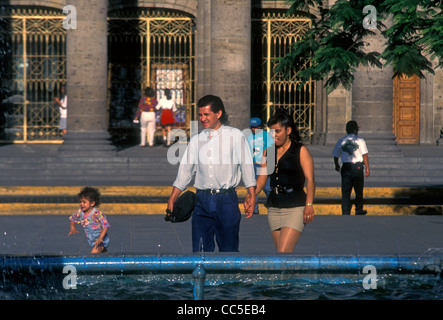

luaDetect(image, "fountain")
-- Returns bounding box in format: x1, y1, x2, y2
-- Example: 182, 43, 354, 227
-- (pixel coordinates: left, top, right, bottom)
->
0, 253, 441, 299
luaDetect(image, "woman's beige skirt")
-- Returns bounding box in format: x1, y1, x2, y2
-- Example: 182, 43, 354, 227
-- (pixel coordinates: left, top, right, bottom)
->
267, 206, 305, 232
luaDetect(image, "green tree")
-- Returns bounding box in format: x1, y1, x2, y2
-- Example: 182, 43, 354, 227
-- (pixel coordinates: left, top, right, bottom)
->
276, 0, 443, 93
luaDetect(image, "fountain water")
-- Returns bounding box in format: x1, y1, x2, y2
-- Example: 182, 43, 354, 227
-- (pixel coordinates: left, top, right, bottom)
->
0, 253, 442, 299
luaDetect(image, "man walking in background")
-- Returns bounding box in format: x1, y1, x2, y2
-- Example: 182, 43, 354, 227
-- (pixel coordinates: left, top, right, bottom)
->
332, 120, 370, 215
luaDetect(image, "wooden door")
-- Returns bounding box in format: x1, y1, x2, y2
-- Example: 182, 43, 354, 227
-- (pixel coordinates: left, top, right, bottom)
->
393, 75, 420, 144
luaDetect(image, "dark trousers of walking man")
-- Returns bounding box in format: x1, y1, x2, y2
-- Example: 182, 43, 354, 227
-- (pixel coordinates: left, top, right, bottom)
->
340, 162, 365, 215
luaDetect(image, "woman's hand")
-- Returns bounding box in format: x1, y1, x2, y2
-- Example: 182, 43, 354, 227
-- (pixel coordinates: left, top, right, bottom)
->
303, 204, 314, 224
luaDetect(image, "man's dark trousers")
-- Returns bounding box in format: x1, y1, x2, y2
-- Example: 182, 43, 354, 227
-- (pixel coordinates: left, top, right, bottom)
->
192, 190, 241, 252
340, 162, 365, 215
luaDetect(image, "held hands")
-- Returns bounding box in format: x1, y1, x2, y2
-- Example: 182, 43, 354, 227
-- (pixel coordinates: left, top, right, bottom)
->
244, 192, 255, 219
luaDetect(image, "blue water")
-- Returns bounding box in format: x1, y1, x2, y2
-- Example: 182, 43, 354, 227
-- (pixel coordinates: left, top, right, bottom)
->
1, 272, 442, 300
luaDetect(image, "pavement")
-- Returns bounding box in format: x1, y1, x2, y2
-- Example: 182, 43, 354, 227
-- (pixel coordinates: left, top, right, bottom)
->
1, 214, 443, 257
0, 142, 442, 257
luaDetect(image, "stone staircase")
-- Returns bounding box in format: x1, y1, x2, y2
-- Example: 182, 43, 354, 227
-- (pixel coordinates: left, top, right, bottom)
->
314, 155, 443, 187
0, 145, 179, 186
313, 133, 443, 187
0, 139, 442, 216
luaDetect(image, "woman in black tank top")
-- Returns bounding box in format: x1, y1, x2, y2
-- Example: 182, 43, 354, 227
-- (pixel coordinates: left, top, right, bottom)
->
250, 110, 316, 253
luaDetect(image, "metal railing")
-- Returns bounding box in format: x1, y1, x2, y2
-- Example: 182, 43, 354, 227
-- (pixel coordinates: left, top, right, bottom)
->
1, 254, 441, 300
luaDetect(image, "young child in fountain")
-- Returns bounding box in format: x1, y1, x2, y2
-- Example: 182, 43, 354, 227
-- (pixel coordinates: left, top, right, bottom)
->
68, 187, 110, 254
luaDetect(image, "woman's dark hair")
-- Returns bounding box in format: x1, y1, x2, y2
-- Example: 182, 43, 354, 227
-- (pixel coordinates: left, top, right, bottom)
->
164, 88, 172, 100
78, 187, 101, 207
267, 109, 302, 144
144, 87, 155, 98
197, 95, 229, 125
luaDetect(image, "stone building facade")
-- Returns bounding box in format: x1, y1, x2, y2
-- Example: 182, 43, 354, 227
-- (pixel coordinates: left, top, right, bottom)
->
0, 0, 441, 147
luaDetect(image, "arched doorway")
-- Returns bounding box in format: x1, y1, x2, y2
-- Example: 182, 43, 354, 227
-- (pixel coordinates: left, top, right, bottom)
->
107, 8, 195, 142
251, 10, 315, 143
0, 7, 66, 143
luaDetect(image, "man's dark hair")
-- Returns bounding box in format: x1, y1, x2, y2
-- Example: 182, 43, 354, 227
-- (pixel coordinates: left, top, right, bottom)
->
144, 87, 155, 98
78, 187, 101, 207
346, 120, 359, 134
197, 95, 229, 125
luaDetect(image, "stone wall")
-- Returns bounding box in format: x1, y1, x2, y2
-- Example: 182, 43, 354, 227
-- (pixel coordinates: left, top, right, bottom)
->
3, 0, 442, 144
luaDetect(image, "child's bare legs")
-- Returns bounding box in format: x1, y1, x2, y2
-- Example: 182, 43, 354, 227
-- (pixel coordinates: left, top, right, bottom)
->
91, 238, 107, 254
162, 127, 166, 143
91, 245, 106, 254
162, 126, 173, 145
166, 126, 172, 145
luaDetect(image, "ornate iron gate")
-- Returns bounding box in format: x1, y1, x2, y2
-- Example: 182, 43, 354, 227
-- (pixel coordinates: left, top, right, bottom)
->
0, 7, 66, 143
251, 11, 315, 142
108, 9, 195, 136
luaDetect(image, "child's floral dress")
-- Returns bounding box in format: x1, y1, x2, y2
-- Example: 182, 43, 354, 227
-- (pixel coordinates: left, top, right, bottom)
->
70, 208, 110, 248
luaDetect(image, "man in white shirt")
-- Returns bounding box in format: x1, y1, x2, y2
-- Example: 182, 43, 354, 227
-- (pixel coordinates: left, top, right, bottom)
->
332, 120, 370, 215
167, 95, 256, 252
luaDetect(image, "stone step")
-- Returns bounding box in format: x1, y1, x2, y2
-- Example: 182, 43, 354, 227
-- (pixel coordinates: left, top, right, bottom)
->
0, 186, 440, 215
1, 162, 442, 187
3, 201, 439, 215
1, 141, 442, 188
359, 132, 399, 144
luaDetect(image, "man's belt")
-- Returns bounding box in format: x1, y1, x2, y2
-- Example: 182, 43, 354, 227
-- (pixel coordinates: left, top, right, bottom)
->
342, 162, 364, 166
198, 188, 236, 194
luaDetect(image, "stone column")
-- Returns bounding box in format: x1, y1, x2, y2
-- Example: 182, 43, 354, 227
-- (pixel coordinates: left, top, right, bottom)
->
59, 0, 114, 155
350, 28, 398, 146
433, 69, 443, 145
196, 0, 251, 130
419, 72, 434, 144
324, 85, 353, 145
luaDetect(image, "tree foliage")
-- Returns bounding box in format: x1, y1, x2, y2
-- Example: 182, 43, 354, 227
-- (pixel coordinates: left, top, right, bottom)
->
276, 0, 443, 93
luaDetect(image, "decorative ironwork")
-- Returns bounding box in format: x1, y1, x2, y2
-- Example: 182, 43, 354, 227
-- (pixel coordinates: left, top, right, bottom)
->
252, 11, 315, 142
0, 7, 66, 143
108, 9, 195, 134
1, 7, 310, 143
